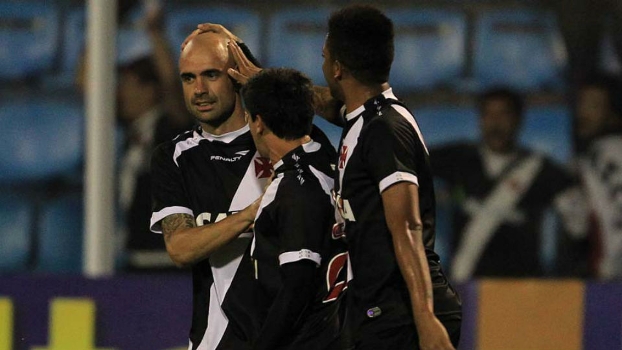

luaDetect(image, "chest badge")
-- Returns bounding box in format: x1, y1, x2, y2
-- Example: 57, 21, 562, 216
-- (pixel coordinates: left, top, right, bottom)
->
254, 157, 273, 178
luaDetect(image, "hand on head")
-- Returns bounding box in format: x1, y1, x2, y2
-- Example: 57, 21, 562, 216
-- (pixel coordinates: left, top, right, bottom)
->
180, 23, 262, 86
181, 23, 241, 52
227, 40, 262, 86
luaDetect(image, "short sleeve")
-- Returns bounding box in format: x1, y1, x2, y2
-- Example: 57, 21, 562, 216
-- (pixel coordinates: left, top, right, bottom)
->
150, 142, 193, 233
276, 181, 331, 267
362, 115, 422, 193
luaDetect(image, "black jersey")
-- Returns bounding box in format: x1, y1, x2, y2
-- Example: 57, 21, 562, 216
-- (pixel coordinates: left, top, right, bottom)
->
150, 124, 336, 350
334, 89, 461, 336
251, 140, 347, 349
431, 142, 581, 279
151, 124, 269, 350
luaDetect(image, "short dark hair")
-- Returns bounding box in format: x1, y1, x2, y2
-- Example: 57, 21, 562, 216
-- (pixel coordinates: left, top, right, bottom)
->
242, 68, 314, 140
327, 5, 394, 84
478, 87, 524, 118
579, 73, 622, 118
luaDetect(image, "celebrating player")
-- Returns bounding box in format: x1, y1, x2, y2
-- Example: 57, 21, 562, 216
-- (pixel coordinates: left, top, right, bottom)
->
321, 5, 462, 349
243, 67, 347, 350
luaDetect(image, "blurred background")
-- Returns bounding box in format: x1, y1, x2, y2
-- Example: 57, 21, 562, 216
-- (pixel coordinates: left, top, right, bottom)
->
0, 0, 621, 349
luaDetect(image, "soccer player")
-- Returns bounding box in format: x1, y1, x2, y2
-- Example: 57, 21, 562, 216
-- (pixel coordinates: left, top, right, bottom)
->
321, 5, 462, 349
151, 29, 336, 350
149, 31, 266, 349
242, 67, 347, 350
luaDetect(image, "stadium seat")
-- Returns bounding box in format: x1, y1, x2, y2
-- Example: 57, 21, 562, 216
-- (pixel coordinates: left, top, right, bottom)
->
61, 7, 157, 84
412, 105, 479, 147
166, 6, 262, 62
0, 97, 84, 183
385, 9, 467, 93
521, 105, 572, 164
473, 9, 567, 92
266, 8, 334, 85
0, 194, 32, 272
37, 193, 83, 273
0, 1, 60, 80
58, 8, 85, 84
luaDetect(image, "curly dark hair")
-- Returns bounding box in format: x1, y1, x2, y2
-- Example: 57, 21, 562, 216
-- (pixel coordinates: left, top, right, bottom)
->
326, 5, 394, 85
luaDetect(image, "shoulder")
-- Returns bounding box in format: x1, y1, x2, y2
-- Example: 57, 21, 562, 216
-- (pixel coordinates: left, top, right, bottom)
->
278, 170, 329, 202
152, 129, 198, 163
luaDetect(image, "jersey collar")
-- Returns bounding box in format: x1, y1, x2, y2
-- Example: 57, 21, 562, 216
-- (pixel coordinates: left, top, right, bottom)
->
344, 87, 397, 121
272, 139, 322, 174
200, 124, 250, 143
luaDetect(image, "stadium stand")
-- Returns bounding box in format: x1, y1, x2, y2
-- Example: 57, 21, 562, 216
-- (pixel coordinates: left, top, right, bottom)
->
266, 7, 334, 85
36, 193, 83, 273
0, 97, 84, 183
472, 8, 567, 92
0, 1, 59, 81
0, 194, 32, 272
385, 8, 467, 91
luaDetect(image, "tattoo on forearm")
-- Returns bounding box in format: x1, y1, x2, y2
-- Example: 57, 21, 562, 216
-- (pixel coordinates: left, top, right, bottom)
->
162, 213, 196, 241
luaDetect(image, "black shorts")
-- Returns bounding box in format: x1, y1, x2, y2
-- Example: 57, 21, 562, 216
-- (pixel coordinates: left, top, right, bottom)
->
352, 317, 461, 350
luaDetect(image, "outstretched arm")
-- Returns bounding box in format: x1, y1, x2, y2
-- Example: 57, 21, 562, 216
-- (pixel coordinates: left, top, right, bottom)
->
145, 5, 193, 128
162, 198, 260, 267
382, 182, 455, 350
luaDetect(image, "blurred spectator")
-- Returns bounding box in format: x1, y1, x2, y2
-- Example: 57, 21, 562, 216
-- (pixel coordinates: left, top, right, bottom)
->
575, 73, 622, 280
118, 6, 194, 272
77, 4, 194, 272
430, 87, 588, 282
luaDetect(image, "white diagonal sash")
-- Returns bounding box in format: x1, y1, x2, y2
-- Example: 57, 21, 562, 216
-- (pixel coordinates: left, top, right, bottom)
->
451, 155, 543, 282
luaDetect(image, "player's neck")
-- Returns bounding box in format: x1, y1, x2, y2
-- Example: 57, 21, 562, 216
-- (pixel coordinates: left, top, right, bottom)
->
342, 82, 390, 114
266, 134, 311, 166
200, 109, 247, 136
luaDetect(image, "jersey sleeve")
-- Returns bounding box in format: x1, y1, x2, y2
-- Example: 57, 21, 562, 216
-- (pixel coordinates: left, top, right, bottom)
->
362, 115, 422, 193
276, 181, 331, 267
150, 142, 193, 233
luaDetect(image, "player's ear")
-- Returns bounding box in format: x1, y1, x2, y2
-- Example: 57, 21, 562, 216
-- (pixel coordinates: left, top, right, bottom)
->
333, 60, 343, 80
255, 114, 265, 135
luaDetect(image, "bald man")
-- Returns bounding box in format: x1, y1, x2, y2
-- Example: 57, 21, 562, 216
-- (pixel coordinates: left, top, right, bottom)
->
149, 31, 266, 350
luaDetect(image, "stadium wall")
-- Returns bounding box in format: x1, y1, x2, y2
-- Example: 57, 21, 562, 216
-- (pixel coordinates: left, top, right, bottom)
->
0, 276, 620, 350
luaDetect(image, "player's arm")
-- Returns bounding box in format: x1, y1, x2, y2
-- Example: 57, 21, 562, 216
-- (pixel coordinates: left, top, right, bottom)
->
161, 198, 260, 267
313, 85, 345, 127
145, 5, 193, 129
382, 182, 455, 350
253, 260, 316, 350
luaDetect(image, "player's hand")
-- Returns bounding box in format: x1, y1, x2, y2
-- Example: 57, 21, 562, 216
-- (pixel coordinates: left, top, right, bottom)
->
417, 314, 455, 350
197, 23, 241, 42
227, 40, 262, 86
180, 22, 241, 51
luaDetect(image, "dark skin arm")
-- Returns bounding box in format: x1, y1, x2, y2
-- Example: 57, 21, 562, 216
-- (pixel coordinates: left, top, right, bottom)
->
382, 182, 455, 350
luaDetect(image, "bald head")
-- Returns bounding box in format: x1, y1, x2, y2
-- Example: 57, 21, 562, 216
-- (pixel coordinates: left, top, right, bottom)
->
178, 31, 243, 132
180, 31, 232, 69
